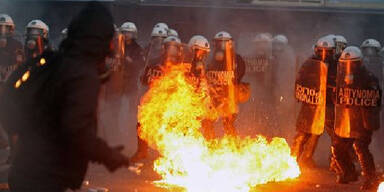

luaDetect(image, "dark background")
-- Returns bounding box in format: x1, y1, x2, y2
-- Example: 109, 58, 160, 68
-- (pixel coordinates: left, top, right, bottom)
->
1, 0, 383, 56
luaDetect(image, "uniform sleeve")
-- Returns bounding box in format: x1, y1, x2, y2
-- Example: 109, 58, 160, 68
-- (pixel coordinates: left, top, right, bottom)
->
59, 67, 116, 164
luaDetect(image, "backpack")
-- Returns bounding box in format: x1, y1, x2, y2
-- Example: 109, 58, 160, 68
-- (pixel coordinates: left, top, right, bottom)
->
0, 51, 61, 134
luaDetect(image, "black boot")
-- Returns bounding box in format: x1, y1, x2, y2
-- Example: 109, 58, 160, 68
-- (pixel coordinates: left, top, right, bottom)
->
353, 139, 378, 190
332, 138, 358, 184
291, 132, 310, 161
300, 134, 319, 168
131, 123, 148, 163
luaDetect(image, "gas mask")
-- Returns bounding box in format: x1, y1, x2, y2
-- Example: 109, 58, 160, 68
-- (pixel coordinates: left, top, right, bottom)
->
335, 42, 347, 56
121, 31, 135, 45
361, 47, 378, 57
215, 51, 225, 61
151, 36, 165, 51
192, 48, 209, 77
25, 28, 47, 58
272, 42, 285, 54
164, 44, 182, 64
315, 47, 335, 62
25, 35, 44, 59
213, 40, 230, 62
0, 25, 12, 48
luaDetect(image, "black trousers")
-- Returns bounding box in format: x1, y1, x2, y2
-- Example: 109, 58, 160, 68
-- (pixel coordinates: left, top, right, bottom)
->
332, 133, 376, 178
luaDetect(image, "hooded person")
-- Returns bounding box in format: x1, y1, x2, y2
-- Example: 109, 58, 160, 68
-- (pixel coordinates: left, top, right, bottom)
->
6, 2, 130, 191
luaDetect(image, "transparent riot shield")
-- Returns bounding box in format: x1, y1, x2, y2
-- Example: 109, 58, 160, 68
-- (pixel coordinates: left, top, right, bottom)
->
206, 40, 237, 116
334, 60, 381, 138
295, 58, 328, 135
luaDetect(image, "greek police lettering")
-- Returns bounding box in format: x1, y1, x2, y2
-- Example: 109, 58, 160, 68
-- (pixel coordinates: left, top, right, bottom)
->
337, 88, 380, 107
206, 71, 235, 85
147, 68, 163, 83
245, 57, 269, 73
295, 84, 324, 105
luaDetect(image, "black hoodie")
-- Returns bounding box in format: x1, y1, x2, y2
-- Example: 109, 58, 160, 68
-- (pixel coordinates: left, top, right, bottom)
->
9, 2, 127, 191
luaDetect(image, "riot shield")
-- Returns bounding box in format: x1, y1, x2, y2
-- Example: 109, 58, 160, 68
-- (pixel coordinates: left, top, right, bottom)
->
334, 60, 381, 138
362, 56, 383, 88
206, 40, 237, 116
295, 58, 328, 135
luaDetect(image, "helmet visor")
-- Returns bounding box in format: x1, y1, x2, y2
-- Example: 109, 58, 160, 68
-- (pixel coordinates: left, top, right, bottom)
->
0, 25, 12, 37
26, 28, 44, 37
121, 31, 135, 40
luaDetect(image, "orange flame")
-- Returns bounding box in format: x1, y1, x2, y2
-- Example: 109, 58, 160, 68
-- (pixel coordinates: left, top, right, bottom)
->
225, 41, 237, 115
138, 64, 300, 192
338, 60, 351, 137
36, 36, 44, 55
311, 61, 328, 134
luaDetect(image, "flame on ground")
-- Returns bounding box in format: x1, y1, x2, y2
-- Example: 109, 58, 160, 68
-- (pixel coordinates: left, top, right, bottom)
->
138, 64, 300, 192
378, 182, 384, 192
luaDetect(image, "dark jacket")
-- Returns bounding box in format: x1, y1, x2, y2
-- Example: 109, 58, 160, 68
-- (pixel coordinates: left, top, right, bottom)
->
123, 41, 144, 92
9, 2, 126, 191
334, 64, 381, 139
0, 37, 23, 83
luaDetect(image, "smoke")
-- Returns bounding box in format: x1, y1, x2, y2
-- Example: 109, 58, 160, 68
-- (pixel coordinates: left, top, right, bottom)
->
2, 0, 384, 165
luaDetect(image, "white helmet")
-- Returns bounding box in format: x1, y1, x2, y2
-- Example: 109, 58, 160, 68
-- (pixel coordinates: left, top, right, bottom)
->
325, 34, 336, 39
339, 46, 362, 61
168, 29, 178, 37
120, 22, 137, 33
254, 33, 272, 42
188, 35, 210, 52
154, 22, 168, 30
361, 39, 381, 50
163, 36, 181, 45
26, 19, 49, 38
316, 35, 335, 49
0, 14, 15, 28
214, 31, 232, 41
272, 34, 288, 45
151, 27, 168, 38
335, 35, 347, 44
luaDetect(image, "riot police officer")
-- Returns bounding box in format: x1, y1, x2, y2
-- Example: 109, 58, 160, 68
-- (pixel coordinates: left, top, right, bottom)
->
293, 35, 336, 168
168, 28, 179, 38
24, 19, 51, 60
332, 46, 380, 190
0, 14, 23, 85
334, 35, 347, 60
119, 22, 144, 108
0, 14, 23, 163
204, 31, 246, 137
132, 36, 183, 162
188, 35, 210, 79
143, 26, 168, 65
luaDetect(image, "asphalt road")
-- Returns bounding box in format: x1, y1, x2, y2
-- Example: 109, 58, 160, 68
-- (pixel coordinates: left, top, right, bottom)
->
0, 149, 381, 192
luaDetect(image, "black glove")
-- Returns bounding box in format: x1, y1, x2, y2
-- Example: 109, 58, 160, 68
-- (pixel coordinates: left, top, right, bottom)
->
104, 145, 130, 172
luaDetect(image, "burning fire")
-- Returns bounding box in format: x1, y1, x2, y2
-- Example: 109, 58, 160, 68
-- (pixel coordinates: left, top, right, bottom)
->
138, 64, 300, 192
378, 182, 384, 192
